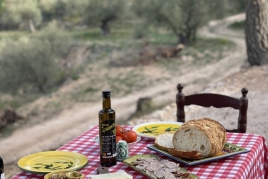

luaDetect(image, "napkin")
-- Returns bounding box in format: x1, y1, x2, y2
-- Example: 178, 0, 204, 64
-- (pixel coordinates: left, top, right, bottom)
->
89, 170, 132, 179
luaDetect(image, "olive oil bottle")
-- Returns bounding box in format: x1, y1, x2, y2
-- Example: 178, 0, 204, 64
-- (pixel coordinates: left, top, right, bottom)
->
0, 157, 4, 179
99, 91, 117, 167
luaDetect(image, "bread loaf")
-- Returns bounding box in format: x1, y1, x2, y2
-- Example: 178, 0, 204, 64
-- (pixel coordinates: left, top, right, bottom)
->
154, 133, 174, 151
169, 118, 226, 159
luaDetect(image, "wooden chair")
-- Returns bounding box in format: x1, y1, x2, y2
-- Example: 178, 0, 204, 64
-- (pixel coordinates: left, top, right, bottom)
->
176, 83, 248, 133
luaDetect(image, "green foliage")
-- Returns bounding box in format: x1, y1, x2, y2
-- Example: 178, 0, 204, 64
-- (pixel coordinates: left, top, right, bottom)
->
0, 0, 42, 31
229, 20, 245, 30
0, 39, 59, 94
227, 0, 247, 13
133, 0, 213, 44
133, 23, 149, 39
33, 21, 72, 56
84, 0, 127, 35
0, 23, 73, 94
38, 0, 89, 25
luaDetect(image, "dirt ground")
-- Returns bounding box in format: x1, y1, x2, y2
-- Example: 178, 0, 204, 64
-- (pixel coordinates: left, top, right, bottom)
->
129, 64, 268, 142
5, 13, 266, 179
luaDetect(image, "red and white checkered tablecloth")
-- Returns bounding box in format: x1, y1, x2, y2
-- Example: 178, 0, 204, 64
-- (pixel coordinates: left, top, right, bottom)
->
11, 125, 268, 179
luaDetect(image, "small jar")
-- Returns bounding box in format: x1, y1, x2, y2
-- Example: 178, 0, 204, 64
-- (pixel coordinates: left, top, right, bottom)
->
116, 140, 129, 161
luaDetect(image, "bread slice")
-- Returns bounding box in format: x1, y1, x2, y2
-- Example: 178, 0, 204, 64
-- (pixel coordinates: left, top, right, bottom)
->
172, 124, 212, 158
154, 133, 174, 151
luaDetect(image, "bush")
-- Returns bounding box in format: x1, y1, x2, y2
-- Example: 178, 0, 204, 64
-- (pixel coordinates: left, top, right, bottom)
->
33, 21, 72, 56
133, 23, 149, 39
0, 22, 73, 94
0, 39, 60, 94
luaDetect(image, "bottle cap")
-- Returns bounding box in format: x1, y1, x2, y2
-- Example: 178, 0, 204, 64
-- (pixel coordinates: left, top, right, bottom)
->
102, 91, 111, 98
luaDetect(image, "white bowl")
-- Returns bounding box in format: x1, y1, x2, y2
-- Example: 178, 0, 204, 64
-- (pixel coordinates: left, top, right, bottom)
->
94, 136, 141, 149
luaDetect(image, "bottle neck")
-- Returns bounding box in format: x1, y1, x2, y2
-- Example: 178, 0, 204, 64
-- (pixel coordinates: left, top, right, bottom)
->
102, 97, 111, 109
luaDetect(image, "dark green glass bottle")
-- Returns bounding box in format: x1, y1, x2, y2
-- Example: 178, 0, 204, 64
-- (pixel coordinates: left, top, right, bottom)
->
0, 157, 4, 179
99, 91, 117, 167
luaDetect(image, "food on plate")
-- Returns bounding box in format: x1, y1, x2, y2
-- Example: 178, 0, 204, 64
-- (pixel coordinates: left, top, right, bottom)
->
116, 124, 137, 144
169, 118, 226, 159
89, 170, 133, 179
48, 173, 67, 179
133, 122, 181, 138
116, 125, 125, 137
123, 130, 138, 143
45, 171, 84, 179
154, 133, 174, 151
131, 157, 191, 179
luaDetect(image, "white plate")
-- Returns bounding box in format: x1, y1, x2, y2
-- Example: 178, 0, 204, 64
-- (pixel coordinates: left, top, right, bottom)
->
132, 121, 183, 139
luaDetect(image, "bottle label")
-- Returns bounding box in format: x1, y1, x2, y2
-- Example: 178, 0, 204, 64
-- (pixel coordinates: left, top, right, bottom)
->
100, 120, 116, 158
1, 173, 4, 179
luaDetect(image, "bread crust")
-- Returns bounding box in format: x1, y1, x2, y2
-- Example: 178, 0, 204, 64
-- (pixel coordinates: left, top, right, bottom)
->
172, 118, 226, 159
167, 148, 204, 159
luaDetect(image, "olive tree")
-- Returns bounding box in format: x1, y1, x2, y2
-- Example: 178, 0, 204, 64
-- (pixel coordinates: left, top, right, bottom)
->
0, 0, 42, 32
132, 0, 223, 44
84, 0, 127, 35
38, 0, 89, 25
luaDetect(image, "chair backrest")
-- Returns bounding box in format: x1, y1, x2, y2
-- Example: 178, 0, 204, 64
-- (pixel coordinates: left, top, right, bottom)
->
176, 83, 248, 133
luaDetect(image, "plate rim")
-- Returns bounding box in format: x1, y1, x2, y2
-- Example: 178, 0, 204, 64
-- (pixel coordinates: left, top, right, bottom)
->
147, 143, 250, 166
17, 151, 88, 174
132, 121, 183, 139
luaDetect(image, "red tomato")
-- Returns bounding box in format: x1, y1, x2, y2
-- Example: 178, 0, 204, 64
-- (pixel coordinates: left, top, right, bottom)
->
116, 136, 123, 143
123, 130, 137, 143
116, 125, 123, 136
116, 125, 126, 137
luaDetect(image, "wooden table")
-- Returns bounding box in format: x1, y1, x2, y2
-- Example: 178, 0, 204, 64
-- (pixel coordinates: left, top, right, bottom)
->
11, 125, 268, 179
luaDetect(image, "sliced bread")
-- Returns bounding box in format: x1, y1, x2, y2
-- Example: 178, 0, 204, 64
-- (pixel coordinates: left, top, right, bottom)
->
154, 133, 174, 151
171, 118, 226, 159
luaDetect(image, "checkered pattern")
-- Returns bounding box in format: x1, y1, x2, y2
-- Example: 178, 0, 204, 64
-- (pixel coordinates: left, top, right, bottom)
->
11, 126, 268, 179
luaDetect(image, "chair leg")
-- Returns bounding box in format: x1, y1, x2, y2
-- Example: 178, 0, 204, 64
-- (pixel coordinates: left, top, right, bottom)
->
238, 88, 248, 133
176, 83, 185, 122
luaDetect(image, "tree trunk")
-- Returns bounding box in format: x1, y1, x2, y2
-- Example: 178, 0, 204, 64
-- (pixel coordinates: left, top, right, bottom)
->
28, 19, 36, 33
245, 0, 268, 65
178, 34, 187, 45
100, 21, 110, 36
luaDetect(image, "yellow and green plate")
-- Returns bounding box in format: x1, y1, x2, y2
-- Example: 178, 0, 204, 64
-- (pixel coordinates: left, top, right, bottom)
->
18, 151, 88, 174
132, 121, 183, 139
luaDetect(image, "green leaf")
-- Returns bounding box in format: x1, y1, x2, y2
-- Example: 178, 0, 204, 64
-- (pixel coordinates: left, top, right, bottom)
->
44, 164, 53, 169
151, 126, 159, 128
145, 127, 150, 131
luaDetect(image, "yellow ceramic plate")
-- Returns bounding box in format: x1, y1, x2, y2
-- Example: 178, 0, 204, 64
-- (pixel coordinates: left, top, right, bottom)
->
132, 121, 183, 139
18, 151, 88, 174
